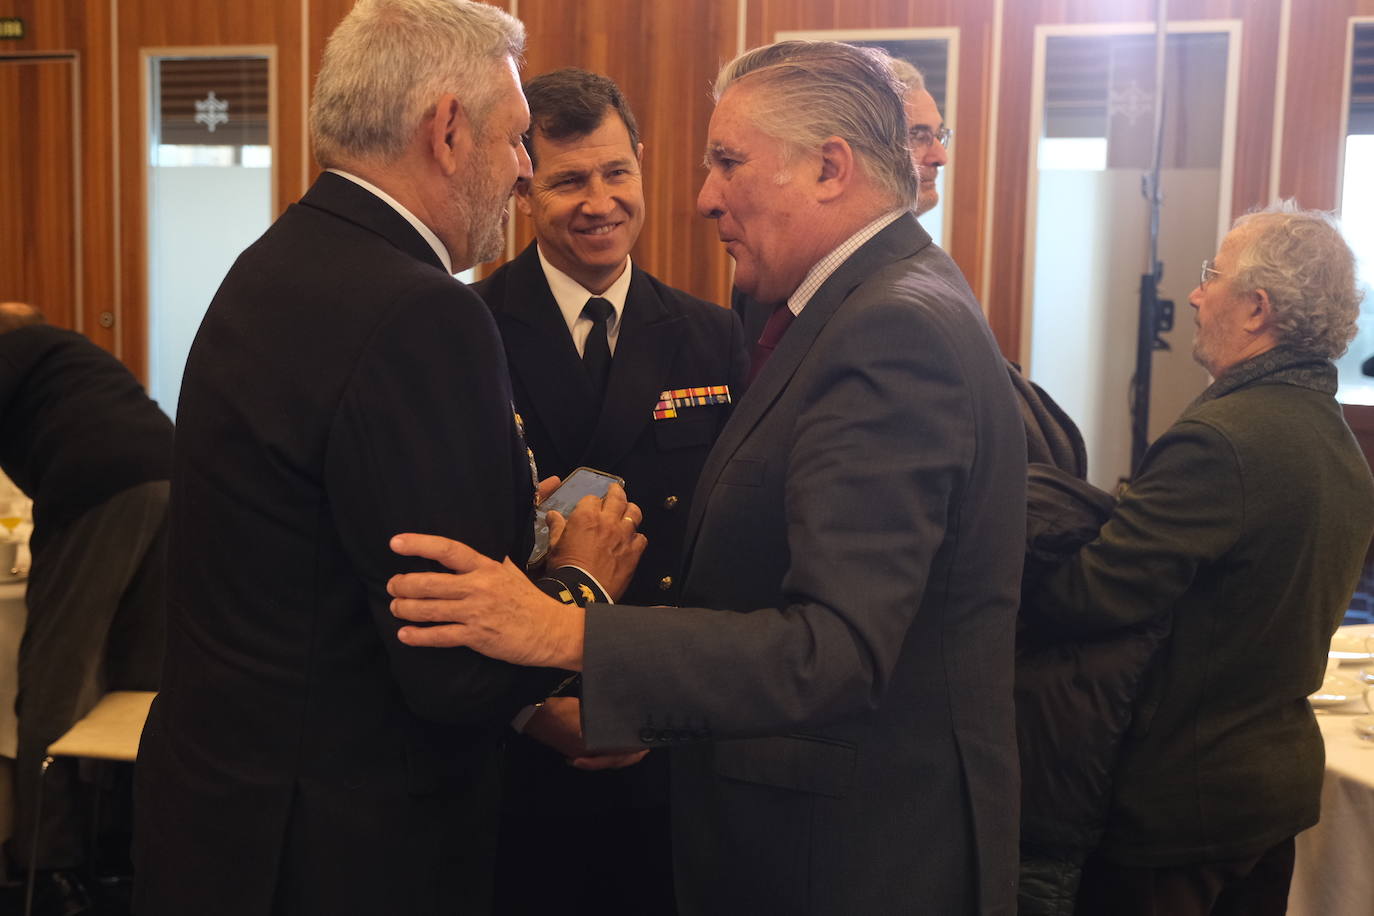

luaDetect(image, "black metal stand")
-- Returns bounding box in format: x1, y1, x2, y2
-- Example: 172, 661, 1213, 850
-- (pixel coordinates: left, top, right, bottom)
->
1129, 0, 1173, 476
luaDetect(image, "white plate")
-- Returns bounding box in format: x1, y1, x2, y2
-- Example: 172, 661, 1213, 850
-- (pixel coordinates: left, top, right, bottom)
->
1330, 625, 1374, 662
1310, 672, 1366, 707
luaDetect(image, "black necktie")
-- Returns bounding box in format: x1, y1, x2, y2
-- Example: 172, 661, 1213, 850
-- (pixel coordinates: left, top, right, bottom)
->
581, 297, 614, 395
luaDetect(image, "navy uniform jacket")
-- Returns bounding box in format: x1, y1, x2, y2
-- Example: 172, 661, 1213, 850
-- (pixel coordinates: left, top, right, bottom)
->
475, 241, 748, 606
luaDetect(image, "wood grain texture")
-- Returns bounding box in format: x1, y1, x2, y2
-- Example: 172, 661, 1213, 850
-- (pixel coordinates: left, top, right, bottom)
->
3, 0, 1366, 382
0, 57, 77, 329
1280, 0, 1374, 210
489, 0, 740, 307
748, 0, 997, 303
988, 0, 1281, 360
1, 0, 115, 350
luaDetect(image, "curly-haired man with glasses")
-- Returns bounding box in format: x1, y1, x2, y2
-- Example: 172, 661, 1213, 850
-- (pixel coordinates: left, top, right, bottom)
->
1029, 202, 1374, 916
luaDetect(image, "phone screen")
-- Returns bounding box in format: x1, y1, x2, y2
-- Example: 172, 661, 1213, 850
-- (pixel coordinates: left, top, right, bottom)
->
528, 467, 625, 565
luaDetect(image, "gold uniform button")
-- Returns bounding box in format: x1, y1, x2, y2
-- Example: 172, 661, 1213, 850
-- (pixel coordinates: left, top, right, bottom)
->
658, 576, 673, 591
663, 495, 679, 510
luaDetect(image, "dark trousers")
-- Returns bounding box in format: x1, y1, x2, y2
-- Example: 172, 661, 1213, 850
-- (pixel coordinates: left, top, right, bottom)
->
7, 481, 168, 870
1074, 836, 1296, 916
493, 735, 676, 915
494, 806, 675, 915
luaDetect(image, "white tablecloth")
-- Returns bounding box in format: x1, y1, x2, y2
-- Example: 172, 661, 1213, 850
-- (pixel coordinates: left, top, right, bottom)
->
0, 579, 26, 759
1288, 625, 1374, 916
0, 580, 25, 846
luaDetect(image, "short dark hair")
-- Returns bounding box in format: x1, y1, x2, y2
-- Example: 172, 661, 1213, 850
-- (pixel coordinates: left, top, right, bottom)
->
521, 68, 640, 168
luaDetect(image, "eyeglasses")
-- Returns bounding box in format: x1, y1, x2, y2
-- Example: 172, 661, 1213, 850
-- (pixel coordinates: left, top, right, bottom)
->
909, 126, 952, 151
1199, 259, 1223, 289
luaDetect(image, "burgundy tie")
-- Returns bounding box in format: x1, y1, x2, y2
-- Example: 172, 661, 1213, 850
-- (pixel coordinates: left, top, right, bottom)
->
748, 303, 796, 384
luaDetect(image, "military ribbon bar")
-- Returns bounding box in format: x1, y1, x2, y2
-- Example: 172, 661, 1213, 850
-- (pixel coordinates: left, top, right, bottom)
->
653, 384, 732, 420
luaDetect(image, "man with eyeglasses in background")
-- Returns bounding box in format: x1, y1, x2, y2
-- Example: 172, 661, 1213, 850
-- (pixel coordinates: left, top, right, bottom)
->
888, 58, 950, 219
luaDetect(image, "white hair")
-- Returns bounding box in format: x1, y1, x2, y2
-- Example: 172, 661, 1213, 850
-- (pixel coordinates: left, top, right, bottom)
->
1231, 200, 1364, 360
714, 41, 919, 209
888, 58, 926, 94
310, 0, 524, 167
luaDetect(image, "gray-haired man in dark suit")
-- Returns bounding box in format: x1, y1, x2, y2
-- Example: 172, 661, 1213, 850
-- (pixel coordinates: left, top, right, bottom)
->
388, 40, 1025, 915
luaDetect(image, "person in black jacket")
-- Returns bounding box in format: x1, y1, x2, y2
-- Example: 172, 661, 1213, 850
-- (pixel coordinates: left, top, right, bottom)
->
132, 4, 644, 914
0, 301, 171, 914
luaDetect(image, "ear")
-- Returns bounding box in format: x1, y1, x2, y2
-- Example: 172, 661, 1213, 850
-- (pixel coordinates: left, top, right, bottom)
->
1244, 288, 1274, 334
635, 141, 644, 164
514, 176, 534, 216
428, 93, 472, 177
814, 136, 855, 203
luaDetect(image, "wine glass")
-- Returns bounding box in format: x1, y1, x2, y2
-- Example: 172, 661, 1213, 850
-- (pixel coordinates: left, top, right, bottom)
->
1357, 686, 1374, 742
0, 497, 24, 539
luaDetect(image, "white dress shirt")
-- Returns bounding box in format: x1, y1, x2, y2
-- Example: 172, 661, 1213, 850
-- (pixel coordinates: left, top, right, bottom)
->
537, 246, 632, 356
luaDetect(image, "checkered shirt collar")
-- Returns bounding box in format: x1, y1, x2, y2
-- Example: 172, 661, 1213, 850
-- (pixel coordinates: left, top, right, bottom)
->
784, 209, 905, 317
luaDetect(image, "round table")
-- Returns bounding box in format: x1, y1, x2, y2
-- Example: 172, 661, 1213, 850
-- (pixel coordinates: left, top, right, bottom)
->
1288, 624, 1374, 916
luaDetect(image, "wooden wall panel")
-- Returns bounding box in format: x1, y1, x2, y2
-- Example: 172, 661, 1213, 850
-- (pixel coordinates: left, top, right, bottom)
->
115, 0, 307, 380
988, 0, 1281, 359
0, 58, 77, 329
0, 0, 115, 348
496, 0, 740, 307
747, 0, 997, 304
1, 0, 1365, 384
1280, 0, 1374, 210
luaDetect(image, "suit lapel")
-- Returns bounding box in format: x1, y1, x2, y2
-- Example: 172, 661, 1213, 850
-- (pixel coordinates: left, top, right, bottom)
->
582, 267, 685, 469
491, 244, 599, 470
683, 213, 931, 553
299, 172, 448, 272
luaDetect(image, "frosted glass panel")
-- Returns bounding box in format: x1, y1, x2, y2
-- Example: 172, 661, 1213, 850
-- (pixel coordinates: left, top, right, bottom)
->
147, 55, 272, 418
1336, 136, 1374, 404
1336, 22, 1374, 405
1028, 32, 1230, 489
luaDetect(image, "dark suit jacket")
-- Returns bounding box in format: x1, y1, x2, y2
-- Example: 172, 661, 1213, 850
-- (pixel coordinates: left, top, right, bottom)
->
581, 214, 1026, 915
134, 173, 566, 916
475, 241, 748, 606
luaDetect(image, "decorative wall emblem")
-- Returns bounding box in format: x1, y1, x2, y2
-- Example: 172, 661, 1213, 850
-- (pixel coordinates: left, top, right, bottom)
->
194, 92, 230, 133
1107, 79, 1154, 126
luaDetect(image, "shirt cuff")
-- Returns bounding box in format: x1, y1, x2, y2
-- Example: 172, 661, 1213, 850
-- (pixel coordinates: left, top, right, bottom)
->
556, 564, 609, 602
539, 564, 610, 606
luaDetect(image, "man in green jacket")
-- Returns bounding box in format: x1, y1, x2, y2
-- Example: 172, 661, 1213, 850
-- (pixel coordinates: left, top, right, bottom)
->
1033, 203, 1374, 915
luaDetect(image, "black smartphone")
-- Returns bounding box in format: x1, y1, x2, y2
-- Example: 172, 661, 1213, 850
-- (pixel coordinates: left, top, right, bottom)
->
528, 466, 626, 565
